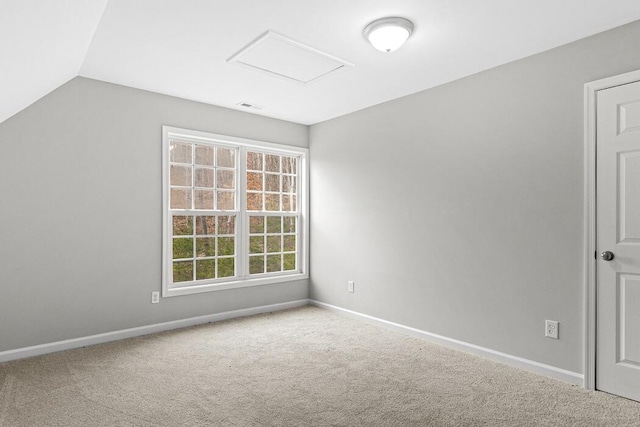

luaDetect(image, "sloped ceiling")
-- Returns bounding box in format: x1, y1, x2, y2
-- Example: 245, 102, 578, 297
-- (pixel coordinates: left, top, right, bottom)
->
0, 0, 108, 124
3, 1, 640, 125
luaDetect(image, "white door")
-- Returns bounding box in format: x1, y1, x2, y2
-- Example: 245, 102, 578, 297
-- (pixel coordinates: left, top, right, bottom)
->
596, 79, 640, 401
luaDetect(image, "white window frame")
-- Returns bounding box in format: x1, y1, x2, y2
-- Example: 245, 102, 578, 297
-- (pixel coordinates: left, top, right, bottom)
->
162, 126, 309, 297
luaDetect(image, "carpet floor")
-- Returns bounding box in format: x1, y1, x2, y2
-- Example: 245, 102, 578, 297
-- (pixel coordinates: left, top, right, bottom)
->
1, 306, 639, 426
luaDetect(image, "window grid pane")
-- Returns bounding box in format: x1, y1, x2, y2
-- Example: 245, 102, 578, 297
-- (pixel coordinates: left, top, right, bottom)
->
169, 140, 238, 211
246, 151, 299, 213
247, 214, 297, 276
171, 213, 237, 283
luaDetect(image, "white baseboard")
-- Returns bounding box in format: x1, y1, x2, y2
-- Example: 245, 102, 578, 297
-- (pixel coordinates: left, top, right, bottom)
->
309, 300, 584, 386
1, 298, 585, 387
0, 299, 309, 363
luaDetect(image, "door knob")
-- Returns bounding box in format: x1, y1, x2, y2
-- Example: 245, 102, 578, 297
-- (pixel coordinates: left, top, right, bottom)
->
600, 251, 615, 261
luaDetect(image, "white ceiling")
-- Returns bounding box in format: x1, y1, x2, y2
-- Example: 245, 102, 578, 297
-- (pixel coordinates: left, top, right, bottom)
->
0, 0, 108, 125
3, 1, 640, 125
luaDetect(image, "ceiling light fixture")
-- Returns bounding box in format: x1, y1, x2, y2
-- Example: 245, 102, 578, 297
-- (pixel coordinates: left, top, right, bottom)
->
364, 17, 414, 52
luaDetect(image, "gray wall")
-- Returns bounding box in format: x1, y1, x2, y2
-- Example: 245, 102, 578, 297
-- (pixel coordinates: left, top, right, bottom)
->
0, 77, 308, 352
309, 20, 640, 374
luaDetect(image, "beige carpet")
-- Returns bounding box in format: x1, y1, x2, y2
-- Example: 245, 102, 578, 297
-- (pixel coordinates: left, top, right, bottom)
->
1, 306, 639, 426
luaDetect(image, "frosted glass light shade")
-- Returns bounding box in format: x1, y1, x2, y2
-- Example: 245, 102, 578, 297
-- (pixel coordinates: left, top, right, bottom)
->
364, 17, 414, 52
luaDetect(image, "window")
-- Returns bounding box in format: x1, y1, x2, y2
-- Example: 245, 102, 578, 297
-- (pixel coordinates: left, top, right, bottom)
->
162, 127, 308, 296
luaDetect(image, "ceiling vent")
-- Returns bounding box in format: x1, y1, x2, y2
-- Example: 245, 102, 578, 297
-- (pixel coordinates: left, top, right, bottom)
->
236, 102, 264, 110
227, 31, 354, 85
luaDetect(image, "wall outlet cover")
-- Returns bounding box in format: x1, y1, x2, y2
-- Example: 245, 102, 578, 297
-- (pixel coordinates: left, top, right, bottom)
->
347, 281, 355, 293
545, 320, 559, 339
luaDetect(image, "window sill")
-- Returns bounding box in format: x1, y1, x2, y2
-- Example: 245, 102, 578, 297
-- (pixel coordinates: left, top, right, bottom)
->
162, 272, 309, 297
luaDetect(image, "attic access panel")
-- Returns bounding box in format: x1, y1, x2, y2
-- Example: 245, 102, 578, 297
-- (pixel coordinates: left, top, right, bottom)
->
227, 31, 353, 84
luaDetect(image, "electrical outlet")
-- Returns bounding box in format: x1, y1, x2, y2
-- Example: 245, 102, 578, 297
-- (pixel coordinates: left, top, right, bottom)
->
347, 281, 355, 293
545, 320, 559, 339
151, 291, 160, 304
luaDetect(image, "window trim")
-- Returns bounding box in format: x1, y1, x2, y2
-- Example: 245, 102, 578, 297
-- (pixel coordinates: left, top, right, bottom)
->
162, 126, 309, 297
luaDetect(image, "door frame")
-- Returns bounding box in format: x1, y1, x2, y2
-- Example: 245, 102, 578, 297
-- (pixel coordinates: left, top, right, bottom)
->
584, 69, 640, 390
